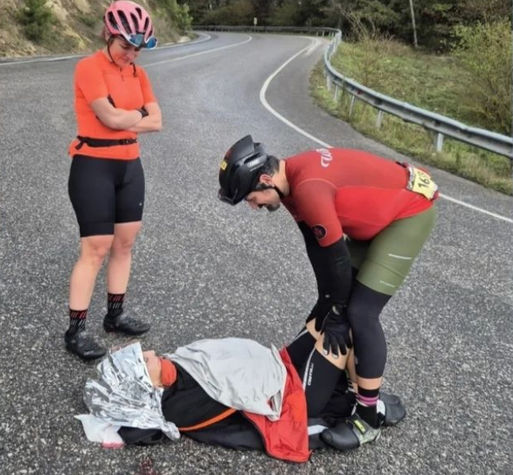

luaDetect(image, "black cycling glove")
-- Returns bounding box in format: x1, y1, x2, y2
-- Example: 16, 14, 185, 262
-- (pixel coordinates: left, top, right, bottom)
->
321, 304, 352, 358
307, 293, 333, 332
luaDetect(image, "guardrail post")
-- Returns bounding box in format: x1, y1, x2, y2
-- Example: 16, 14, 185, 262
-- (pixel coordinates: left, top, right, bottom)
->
375, 110, 383, 129
349, 95, 356, 116
333, 85, 339, 102
326, 75, 332, 91
435, 132, 444, 152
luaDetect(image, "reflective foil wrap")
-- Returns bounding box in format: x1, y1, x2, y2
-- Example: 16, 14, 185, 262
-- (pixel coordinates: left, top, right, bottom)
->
83, 342, 179, 440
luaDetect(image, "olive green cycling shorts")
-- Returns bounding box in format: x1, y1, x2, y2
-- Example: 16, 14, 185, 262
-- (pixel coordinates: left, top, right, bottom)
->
347, 206, 436, 296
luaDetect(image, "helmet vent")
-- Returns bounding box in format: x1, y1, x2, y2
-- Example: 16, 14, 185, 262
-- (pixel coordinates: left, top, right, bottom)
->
118, 11, 131, 33
106, 12, 118, 31
129, 13, 140, 32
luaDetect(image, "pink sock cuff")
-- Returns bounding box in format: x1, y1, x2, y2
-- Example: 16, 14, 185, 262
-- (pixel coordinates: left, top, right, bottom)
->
357, 394, 379, 406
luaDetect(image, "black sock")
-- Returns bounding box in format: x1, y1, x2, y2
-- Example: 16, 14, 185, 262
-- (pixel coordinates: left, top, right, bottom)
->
286, 328, 316, 373
356, 387, 380, 428
68, 308, 87, 333
302, 349, 342, 417
107, 292, 125, 318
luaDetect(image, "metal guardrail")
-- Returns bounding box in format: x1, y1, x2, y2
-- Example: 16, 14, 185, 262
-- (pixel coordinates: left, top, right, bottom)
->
196, 25, 513, 159
197, 25, 339, 36
324, 32, 513, 159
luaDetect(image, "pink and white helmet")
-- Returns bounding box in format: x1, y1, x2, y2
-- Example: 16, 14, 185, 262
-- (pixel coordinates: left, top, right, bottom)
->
104, 1, 157, 49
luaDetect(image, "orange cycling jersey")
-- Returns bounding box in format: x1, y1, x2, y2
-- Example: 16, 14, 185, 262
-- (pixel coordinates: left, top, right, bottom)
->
282, 148, 437, 246
69, 50, 156, 160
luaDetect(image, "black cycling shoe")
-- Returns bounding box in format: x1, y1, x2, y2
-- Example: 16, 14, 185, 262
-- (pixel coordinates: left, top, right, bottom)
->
103, 311, 150, 336
321, 412, 381, 451
65, 330, 106, 360
378, 392, 407, 426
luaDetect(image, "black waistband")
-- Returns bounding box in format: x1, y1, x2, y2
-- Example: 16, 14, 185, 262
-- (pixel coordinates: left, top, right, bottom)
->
75, 136, 137, 150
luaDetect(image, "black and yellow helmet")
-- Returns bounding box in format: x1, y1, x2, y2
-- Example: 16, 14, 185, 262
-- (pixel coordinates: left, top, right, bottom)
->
218, 135, 269, 205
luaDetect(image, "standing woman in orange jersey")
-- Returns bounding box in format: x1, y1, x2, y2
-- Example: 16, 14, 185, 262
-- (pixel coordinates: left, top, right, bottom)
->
65, 1, 162, 359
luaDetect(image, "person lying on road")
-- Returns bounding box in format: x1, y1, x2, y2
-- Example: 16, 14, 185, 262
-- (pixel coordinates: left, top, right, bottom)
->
77, 324, 405, 462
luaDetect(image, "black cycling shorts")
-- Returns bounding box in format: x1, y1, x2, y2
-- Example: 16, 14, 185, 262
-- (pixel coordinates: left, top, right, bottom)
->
68, 155, 145, 237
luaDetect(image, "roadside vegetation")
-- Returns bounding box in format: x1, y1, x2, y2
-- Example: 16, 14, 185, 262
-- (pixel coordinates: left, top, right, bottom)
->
16, 0, 55, 43
0, 0, 192, 56
310, 20, 512, 195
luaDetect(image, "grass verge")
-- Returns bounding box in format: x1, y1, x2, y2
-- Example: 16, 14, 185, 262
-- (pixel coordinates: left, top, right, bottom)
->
310, 43, 512, 195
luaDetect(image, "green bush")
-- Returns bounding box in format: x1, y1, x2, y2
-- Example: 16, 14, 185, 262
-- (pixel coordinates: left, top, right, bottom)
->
200, 0, 255, 26
17, 0, 55, 42
175, 2, 192, 32
268, 0, 299, 26
451, 20, 512, 135
153, 0, 193, 33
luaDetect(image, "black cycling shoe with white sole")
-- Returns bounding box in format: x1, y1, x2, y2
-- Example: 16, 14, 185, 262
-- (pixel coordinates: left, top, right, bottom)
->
65, 330, 106, 360
103, 311, 150, 335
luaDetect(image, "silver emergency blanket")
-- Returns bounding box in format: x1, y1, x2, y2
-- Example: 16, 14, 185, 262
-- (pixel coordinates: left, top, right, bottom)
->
165, 337, 286, 420
81, 342, 180, 441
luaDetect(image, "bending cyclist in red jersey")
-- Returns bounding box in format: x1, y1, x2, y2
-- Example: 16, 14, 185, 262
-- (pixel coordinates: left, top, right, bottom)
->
218, 136, 437, 450
65, 1, 162, 360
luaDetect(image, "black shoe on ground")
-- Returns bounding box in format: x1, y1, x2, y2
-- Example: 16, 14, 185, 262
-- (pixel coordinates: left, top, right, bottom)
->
103, 311, 150, 336
321, 412, 381, 451
65, 330, 107, 360
378, 392, 407, 426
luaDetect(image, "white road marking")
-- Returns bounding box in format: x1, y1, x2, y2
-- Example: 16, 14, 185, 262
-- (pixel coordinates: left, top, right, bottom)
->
259, 38, 513, 225
0, 54, 79, 65
439, 194, 513, 223
0, 32, 212, 66
304, 38, 321, 56
259, 39, 332, 148
145, 35, 252, 68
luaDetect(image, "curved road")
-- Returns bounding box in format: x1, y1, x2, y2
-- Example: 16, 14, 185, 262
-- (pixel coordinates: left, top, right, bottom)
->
0, 32, 511, 474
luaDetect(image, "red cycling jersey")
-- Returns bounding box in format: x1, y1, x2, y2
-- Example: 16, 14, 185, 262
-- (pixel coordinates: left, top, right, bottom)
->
282, 148, 437, 246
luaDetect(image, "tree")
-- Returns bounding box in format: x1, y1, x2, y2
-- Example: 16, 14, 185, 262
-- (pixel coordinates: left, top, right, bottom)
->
459, 0, 510, 23
200, 0, 256, 25
452, 19, 512, 134
268, 0, 301, 26
250, 0, 274, 24
321, 1, 399, 38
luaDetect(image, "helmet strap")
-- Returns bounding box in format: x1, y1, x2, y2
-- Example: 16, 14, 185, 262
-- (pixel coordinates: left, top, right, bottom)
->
272, 185, 285, 200
256, 183, 284, 200
106, 37, 115, 64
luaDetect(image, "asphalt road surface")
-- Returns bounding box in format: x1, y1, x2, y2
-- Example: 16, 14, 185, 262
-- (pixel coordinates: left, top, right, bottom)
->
0, 32, 512, 474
